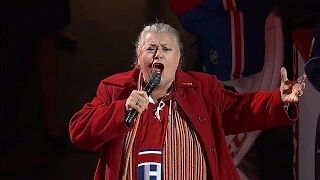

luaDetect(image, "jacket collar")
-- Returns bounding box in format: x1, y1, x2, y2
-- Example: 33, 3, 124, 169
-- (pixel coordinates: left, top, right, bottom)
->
175, 67, 199, 89
102, 67, 199, 89
101, 68, 140, 88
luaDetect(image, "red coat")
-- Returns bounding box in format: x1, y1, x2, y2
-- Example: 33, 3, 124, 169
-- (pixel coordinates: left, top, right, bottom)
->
69, 68, 298, 180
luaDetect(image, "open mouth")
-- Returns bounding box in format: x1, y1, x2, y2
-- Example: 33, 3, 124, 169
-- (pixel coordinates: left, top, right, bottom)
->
152, 63, 164, 73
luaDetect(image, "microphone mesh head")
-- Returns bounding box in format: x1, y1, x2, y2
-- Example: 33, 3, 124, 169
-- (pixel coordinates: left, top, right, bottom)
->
149, 72, 161, 86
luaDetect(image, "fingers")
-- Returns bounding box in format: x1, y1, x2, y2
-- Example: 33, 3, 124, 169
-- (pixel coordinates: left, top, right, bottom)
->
285, 94, 299, 103
281, 67, 289, 82
293, 84, 303, 97
281, 70, 307, 104
293, 74, 306, 96
283, 74, 307, 86
297, 74, 307, 84
136, 91, 149, 111
284, 83, 304, 103
300, 82, 306, 91
137, 91, 149, 103
125, 96, 143, 113
282, 81, 306, 104
125, 90, 149, 113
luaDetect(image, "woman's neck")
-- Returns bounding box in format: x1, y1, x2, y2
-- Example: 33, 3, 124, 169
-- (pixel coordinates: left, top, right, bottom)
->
150, 81, 173, 103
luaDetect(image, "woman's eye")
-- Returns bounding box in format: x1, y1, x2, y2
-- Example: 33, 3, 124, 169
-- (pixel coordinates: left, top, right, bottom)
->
163, 48, 171, 51
147, 48, 155, 51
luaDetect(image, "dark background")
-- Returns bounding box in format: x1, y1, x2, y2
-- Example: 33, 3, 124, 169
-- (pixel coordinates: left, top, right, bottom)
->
1, 0, 319, 179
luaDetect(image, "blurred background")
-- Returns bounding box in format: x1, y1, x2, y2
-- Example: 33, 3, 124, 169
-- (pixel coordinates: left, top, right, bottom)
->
1, 0, 319, 179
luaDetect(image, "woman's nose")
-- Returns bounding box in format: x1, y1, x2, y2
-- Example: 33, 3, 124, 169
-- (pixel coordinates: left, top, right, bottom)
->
153, 48, 163, 59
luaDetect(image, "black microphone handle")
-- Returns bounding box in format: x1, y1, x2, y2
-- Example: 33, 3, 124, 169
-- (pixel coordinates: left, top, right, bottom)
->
124, 110, 139, 127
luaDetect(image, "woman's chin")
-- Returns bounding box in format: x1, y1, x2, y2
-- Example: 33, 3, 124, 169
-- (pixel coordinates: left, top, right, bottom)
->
159, 78, 174, 88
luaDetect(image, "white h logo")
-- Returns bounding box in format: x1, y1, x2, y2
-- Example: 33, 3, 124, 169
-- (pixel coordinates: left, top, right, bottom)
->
138, 163, 161, 180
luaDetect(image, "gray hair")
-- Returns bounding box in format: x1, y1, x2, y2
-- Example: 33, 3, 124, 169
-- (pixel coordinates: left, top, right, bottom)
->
133, 23, 184, 67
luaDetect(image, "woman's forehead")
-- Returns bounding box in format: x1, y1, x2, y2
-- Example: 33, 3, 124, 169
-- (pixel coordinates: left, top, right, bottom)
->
143, 32, 175, 45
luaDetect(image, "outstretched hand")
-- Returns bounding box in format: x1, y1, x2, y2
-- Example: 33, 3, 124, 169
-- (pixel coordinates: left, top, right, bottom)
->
280, 67, 306, 104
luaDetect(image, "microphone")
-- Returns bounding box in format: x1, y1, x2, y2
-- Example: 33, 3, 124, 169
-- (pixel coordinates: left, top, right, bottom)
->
124, 72, 161, 127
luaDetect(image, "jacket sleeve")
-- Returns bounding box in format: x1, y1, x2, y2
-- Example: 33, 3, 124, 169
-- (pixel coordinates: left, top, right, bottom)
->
212, 77, 298, 136
69, 82, 131, 151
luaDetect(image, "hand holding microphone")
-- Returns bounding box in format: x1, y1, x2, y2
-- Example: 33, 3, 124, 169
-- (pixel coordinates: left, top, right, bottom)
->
124, 72, 161, 127
125, 90, 149, 114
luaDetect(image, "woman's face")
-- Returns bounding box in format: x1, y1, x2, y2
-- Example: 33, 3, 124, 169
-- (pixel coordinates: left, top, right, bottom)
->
137, 32, 180, 88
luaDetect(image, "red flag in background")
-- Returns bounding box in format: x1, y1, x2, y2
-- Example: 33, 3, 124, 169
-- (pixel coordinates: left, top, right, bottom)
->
168, 0, 204, 15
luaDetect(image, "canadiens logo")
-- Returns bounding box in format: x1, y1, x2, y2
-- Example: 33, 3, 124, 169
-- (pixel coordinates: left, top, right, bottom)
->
138, 149, 162, 180
210, 49, 218, 64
